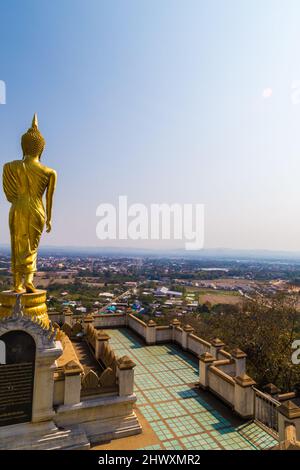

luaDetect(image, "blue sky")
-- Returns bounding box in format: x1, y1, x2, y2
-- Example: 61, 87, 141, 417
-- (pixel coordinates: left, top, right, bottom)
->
1, 0, 300, 251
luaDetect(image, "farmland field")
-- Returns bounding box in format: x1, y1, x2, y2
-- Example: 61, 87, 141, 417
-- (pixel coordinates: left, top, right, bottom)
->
187, 287, 243, 306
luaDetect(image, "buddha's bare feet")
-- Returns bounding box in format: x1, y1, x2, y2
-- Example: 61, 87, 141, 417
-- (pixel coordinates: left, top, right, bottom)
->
25, 282, 36, 293
24, 273, 36, 293
14, 286, 24, 293
13, 273, 24, 293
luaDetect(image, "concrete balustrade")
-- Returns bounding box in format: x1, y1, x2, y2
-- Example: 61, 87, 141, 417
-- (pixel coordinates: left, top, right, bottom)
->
127, 314, 147, 338
95, 330, 110, 361
208, 366, 235, 407
117, 356, 136, 397
146, 319, 157, 345
83, 314, 94, 333
234, 373, 256, 418
156, 325, 172, 343
199, 352, 215, 389
232, 348, 247, 376
93, 313, 126, 329
210, 338, 225, 359
63, 307, 73, 326
170, 319, 181, 341
63, 360, 82, 406
86, 312, 258, 420
182, 324, 194, 350
277, 399, 300, 443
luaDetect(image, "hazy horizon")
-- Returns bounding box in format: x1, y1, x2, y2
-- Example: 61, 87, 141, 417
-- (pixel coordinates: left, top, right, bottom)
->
1, 0, 300, 252
2, 243, 300, 263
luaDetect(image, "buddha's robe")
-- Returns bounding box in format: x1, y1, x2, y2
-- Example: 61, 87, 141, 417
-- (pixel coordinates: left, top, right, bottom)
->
3, 159, 49, 274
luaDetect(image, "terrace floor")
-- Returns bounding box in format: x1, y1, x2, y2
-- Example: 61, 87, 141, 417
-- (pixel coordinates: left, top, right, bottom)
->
95, 328, 277, 451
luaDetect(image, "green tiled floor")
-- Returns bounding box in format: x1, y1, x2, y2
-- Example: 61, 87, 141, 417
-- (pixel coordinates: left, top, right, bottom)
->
168, 385, 200, 400
154, 401, 187, 419
107, 328, 278, 450
181, 434, 222, 450
143, 389, 174, 403
139, 404, 161, 422
165, 415, 202, 437
163, 439, 183, 450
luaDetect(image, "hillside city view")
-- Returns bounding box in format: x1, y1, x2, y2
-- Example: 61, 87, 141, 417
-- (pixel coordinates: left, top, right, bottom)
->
0, 251, 299, 393
2, 0, 300, 463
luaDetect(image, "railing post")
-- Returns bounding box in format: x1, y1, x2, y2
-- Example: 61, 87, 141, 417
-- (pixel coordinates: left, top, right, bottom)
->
232, 348, 247, 376
182, 324, 194, 350
146, 320, 157, 345
63, 360, 82, 406
210, 338, 225, 359
83, 314, 94, 333
170, 319, 181, 342
277, 400, 300, 443
117, 355, 136, 396
95, 330, 110, 361
263, 383, 281, 399
234, 373, 256, 418
63, 306, 73, 326
199, 352, 214, 389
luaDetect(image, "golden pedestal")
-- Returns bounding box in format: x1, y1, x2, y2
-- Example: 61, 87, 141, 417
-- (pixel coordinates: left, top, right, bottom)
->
0, 290, 49, 327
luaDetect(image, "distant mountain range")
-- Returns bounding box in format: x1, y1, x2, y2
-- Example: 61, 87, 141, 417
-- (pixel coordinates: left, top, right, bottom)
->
1, 244, 300, 262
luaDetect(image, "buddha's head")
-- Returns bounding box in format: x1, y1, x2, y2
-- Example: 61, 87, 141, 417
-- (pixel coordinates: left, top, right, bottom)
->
21, 113, 45, 159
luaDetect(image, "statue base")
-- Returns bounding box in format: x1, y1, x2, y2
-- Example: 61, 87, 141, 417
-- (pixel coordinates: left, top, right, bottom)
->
0, 290, 49, 327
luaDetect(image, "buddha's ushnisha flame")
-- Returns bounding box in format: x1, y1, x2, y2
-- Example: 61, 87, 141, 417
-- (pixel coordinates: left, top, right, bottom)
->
21, 113, 45, 157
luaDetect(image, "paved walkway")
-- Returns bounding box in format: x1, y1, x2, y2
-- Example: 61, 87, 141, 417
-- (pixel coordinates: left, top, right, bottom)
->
104, 328, 277, 450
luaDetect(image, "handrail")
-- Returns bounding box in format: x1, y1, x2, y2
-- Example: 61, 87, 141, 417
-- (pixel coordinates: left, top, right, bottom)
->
253, 386, 280, 437
128, 314, 147, 327
189, 333, 210, 347
209, 365, 235, 385
253, 387, 280, 406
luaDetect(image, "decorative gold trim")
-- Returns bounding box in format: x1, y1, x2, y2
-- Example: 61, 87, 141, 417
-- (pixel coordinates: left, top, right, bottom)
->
0, 290, 49, 327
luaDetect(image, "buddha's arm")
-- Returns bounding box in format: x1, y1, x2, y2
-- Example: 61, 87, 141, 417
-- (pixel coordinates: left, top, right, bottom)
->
45, 170, 57, 233
2, 163, 17, 203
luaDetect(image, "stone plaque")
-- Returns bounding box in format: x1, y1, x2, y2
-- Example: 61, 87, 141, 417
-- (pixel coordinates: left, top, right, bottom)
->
0, 331, 35, 426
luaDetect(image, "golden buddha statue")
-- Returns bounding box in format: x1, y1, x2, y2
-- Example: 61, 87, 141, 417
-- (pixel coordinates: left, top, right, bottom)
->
2, 114, 57, 293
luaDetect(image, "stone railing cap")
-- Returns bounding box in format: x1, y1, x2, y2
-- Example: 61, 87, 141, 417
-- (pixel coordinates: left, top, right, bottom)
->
211, 338, 225, 347
231, 348, 247, 359
117, 355, 136, 370
278, 400, 300, 419
63, 359, 83, 375
183, 324, 194, 332
63, 307, 73, 313
235, 373, 256, 387
199, 352, 215, 363
147, 319, 157, 327
263, 383, 281, 395
170, 319, 181, 325
84, 314, 94, 322
96, 330, 111, 341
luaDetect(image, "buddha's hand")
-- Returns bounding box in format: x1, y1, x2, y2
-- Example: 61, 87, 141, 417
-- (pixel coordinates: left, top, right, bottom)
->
46, 220, 52, 233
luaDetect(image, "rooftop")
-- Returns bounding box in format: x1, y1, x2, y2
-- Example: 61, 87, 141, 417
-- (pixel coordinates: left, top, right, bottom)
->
94, 328, 277, 450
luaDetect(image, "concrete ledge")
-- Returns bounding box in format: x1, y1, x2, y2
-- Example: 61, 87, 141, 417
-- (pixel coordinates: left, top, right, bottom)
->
82, 412, 142, 445
56, 393, 137, 414
0, 421, 90, 450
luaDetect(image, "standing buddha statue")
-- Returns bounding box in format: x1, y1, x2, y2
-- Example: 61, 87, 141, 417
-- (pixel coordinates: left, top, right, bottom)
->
2, 114, 57, 293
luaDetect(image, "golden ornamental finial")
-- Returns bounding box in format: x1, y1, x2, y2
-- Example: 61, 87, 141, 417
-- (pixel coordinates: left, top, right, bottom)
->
32, 113, 38, 129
